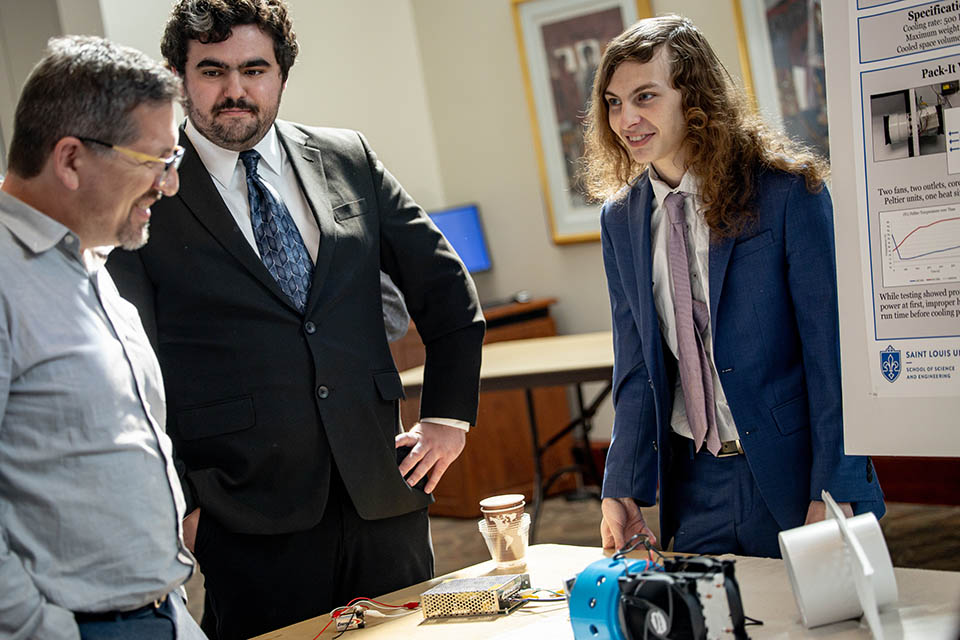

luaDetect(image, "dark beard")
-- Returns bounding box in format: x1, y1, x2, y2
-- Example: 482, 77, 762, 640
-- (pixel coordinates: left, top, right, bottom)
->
185, 95, 270, 150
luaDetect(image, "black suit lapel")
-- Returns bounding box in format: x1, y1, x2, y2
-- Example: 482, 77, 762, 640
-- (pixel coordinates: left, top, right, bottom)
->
176, 131, 300, 313
276, 122, 336, 314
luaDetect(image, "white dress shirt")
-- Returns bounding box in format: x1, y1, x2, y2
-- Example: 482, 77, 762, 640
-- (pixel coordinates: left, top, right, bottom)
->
648, 168, 740, 444
184, 122, 468, 431
185, 120, 319, 262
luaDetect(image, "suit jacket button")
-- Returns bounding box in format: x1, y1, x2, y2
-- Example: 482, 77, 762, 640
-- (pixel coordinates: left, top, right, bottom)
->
316, 385, 330, 399
304, 321, 317, 334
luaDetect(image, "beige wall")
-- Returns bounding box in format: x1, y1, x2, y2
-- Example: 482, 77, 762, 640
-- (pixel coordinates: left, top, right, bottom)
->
0, 0, 63, 172
98, 0, 166, 59
410, 0, 744, 438
56, 0, 104, 39
278, 1, 446, 208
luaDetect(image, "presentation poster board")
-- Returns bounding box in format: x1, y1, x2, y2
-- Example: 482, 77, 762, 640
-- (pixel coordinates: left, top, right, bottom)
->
822, 1, 959, 456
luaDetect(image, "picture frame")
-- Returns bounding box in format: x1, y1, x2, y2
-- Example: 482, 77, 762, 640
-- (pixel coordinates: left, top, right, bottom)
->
513, 0, 652, 244
733, 0, 829, 158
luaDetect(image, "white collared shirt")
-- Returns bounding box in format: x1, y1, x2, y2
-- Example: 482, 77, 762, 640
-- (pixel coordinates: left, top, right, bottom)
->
648, 168, 739, 443
185, 120, 320, 263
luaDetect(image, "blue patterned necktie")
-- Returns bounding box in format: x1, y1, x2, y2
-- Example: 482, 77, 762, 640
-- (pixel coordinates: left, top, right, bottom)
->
240, 149, 313, 313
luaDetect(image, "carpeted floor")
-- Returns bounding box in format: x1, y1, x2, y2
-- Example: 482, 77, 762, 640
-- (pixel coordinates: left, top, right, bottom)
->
430, 498, 960, 576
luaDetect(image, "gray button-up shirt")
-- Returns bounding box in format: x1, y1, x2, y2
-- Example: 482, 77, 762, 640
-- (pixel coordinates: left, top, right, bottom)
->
0, 191, 194, 639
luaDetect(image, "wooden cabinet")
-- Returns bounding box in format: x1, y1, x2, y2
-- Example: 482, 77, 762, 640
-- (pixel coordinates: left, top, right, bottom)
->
389, 298, 575, 517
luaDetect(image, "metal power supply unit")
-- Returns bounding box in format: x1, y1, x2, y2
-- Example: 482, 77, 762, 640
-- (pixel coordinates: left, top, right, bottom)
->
420, 574, 531, 619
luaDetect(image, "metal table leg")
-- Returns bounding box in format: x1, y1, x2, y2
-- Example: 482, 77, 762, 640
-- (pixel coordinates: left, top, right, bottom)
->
525, 388, 544, 545
524, 380, 612, 545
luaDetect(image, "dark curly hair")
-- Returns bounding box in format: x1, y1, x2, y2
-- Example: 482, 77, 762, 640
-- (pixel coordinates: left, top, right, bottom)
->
161, 0, 299, 81
582, 15, 828, 239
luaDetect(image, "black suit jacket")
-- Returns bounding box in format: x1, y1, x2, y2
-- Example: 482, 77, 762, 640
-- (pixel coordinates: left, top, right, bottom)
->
108, 121, 484, 535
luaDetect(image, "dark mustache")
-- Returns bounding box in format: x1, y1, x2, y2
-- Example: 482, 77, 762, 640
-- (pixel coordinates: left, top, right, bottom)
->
214, 98, 259, 114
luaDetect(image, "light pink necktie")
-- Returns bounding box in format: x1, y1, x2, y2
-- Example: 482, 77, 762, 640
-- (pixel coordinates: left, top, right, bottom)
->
665, 191, 721, 456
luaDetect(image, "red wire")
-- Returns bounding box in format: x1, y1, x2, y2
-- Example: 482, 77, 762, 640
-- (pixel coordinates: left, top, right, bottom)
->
311, 598, 420, 638
310, 616, 335, 640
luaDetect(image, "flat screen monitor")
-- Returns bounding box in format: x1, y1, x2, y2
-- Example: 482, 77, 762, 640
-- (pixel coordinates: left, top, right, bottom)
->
428, 204, 492, 274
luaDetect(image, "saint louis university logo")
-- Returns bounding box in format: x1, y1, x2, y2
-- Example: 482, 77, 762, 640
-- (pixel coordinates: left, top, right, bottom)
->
880, 345, 901, 383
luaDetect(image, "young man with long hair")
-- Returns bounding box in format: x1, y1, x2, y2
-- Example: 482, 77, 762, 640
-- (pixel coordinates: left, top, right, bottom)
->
583, 15, 884, 557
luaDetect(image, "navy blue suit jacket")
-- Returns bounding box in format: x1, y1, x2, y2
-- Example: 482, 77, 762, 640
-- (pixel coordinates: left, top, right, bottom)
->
600, 168, 884, 546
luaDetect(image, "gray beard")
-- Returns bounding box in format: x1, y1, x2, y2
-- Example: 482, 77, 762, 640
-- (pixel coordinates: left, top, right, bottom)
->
118, 220, 149, 250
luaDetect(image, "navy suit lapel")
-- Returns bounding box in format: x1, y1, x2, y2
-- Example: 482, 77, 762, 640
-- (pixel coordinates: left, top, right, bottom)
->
627, 177, 669, 391
708, 234, 734, 342
276, 122, 336, 315
176, 131, 297, 311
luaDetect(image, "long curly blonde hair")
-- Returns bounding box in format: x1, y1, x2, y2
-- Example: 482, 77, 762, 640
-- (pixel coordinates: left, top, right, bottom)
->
582, 15, 828, 238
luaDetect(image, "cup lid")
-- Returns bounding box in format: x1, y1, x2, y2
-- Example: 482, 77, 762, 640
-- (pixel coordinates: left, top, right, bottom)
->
479, 494, 525, 510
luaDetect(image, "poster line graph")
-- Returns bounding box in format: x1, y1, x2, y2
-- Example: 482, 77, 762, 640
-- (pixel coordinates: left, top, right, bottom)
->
880, 205, 960, 287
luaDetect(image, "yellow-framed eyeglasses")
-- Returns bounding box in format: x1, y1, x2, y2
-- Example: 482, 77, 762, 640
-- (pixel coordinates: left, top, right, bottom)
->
77, 136, 184, 185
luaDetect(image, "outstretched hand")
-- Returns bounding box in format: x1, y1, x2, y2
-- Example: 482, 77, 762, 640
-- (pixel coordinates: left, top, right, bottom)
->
601, 497, 657, 550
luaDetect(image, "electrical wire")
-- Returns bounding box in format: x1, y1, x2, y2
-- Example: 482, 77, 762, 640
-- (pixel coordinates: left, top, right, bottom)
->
614, 533, 655, 575
518, 587, 566, 602
331, 611, 355, 640
311, 597, 420, 639
932, 84, 956, 108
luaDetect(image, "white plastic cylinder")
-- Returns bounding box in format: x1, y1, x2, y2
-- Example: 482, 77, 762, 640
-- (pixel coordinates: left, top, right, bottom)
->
885, 111, 912, 144
778, 512, 898, 628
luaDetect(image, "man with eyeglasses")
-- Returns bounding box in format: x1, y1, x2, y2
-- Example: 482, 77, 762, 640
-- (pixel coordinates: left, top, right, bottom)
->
76, 137, 185, 183
0, 36, 207, 640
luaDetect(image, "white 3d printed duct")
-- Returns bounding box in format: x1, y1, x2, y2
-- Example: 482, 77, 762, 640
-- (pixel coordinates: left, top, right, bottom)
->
778, 491, 898, 638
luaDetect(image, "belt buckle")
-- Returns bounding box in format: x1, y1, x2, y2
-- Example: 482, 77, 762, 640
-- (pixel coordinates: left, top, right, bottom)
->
716, 439, 743, 458
152, 594, 168, 609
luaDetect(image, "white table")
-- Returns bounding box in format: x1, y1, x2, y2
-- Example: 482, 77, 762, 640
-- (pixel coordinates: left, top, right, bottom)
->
255, 544, 960, 639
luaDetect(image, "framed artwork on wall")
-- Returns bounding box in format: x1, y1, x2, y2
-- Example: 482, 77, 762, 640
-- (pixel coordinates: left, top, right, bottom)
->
513, 0, 652, 244
733, 0, 829, 158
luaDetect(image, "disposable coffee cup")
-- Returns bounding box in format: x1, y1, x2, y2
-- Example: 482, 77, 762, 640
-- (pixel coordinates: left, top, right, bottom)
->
478, 513, 530, 569
479, 494, 525, 531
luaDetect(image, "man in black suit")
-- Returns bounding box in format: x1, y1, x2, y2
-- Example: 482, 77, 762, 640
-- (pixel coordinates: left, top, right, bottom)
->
107, 1, 484, 638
